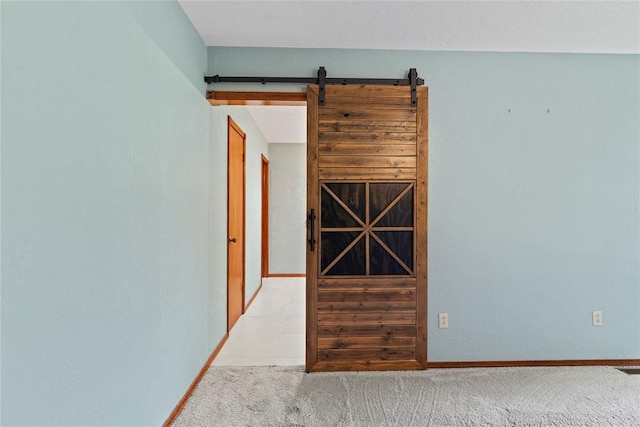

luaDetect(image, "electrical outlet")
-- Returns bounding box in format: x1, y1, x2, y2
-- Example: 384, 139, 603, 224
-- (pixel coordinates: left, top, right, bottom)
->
592, 310, 603, 326
438, 313, 449, 329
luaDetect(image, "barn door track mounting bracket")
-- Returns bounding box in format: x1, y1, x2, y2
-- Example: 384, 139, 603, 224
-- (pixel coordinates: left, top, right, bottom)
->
204, 67, 424, 106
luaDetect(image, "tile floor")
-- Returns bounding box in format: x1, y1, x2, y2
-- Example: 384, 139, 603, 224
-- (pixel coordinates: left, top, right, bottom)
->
213, 277, 306, 366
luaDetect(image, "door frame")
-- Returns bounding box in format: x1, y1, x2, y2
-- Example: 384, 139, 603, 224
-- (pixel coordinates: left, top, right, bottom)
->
261, 154, 270, 278
207, 91, 306, 106
227, 116, 247, 332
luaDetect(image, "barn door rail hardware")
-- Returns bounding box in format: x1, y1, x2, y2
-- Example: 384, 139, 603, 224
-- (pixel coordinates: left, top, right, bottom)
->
204, 67, 424, 106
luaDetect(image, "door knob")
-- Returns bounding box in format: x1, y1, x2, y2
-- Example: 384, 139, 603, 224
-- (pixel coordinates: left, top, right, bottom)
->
228, 237, 237, 243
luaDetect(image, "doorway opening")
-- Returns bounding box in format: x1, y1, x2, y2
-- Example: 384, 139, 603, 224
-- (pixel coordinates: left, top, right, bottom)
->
214, 98, 308, 367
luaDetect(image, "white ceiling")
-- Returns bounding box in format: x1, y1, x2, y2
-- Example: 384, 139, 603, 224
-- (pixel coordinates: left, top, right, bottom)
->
179, 1, 640, 54
181, 0, 639, 144
246, 106, 307, 143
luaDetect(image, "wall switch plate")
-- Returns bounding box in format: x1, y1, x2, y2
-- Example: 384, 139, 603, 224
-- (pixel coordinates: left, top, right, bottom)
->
438, 313, 449, 329
592, 310, 603, 326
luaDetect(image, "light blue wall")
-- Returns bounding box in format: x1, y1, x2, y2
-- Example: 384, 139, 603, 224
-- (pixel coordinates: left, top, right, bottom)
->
210, 107, 270, 301
121, 1, 207, 92
208, 46, 640, 362
269, 143, 307, 274
1, 1, 226, 425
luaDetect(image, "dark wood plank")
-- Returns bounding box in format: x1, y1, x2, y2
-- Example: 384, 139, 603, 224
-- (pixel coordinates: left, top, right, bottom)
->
306, 86, 319, 372
317, 300, 416, 313
319, 143, 417, 157
319, 121, 416, 133
323, 96, 414, 109
318, 324, 416, 337
309, 359, 423, 372
207, 91, 306, 106
318, 348, 415, 361
319, 168, 416, 180
317, 289, 415, 303
319, 156, 416, 169
323, 85, 414, 98
317, 312, 416, 325
318, 336, 416, 349
415, 86, 429, 368
319, 132, 416, 144
318, 277, 416, 289
319, 107, 416, 122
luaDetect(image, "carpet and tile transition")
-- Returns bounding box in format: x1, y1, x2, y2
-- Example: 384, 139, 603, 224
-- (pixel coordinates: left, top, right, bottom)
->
174, 366, 640, 426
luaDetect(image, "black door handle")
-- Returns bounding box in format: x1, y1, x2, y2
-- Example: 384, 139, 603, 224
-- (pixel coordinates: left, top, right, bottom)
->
308, 209, 316, 252
228, 237, 237, 243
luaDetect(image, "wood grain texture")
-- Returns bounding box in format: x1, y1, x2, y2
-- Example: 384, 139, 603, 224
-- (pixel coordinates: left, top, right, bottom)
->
318, 336, 416, 349
317, 301, 416, 312
319, 143, 417, 157
207, 91, 306, 106
319, 156, 416, 169
318, 277, 417, 289
317, 289, 415, 302
319, 132, 416, 144
319, 107, 416, 122
323, 96, 414, 109
319, 168, 416, 180
415, 87, 429, 368
324, 85, 414, 98
306, 87, 319, 372
319, 121, 416, 133
317, 312, 416, 325
318, 348, 416, 361
309, 360, 423, 372
318, 324, 416, 338
307, 85, 428, 372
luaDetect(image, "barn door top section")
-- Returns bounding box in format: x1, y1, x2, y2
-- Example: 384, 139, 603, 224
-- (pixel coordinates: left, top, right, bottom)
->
204, 67, 425, 107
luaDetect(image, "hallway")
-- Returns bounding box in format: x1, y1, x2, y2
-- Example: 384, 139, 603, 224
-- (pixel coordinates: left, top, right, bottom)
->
213, 277, 306, 366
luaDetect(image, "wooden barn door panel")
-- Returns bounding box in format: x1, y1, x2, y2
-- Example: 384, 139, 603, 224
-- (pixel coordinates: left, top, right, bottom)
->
306, 85, 428, 372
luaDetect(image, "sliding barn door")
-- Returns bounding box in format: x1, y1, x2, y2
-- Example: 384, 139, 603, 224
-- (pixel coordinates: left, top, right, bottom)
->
306, 85, 428, 372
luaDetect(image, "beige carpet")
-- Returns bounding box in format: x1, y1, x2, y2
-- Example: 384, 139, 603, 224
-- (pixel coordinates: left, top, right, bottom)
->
174, 366, 640, 426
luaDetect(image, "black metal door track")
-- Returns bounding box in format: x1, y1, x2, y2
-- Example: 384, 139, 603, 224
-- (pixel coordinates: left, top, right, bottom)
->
204, 67, 424, 107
